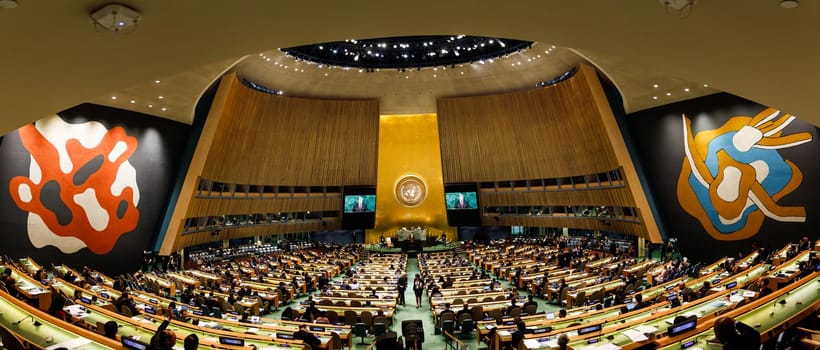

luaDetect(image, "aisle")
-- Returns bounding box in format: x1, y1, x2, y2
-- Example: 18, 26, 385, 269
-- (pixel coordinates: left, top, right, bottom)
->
388, 257, 447, 349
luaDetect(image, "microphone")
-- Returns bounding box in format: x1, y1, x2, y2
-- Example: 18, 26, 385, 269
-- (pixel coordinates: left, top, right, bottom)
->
12, 315, 41, 327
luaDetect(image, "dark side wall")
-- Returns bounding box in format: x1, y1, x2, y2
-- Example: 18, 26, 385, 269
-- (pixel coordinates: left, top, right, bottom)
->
626, 93, 819, 262
0, 103, 189, 275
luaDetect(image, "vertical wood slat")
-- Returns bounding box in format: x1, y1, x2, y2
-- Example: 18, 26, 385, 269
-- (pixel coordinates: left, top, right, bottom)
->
201, 77, 379, 186
437, 64, 619, 182
159, 73, 240, 255
162, 74, 379, 253
579, 65, 663, 243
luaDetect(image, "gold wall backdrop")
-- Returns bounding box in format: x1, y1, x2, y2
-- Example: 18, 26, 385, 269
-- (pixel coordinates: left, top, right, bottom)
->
369, 114, 454, 243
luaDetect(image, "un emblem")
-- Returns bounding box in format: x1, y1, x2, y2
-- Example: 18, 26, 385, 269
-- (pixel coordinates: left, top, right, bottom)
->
677, 108, 812, 240
395, 175, 427, 207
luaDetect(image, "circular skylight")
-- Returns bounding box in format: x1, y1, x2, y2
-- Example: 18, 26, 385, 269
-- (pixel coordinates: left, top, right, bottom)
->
281, 35, 533, 70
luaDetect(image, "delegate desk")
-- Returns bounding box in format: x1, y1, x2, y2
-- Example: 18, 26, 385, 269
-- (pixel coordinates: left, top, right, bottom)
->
166, 272, 201, 289
187, 269, 223, 286
659, 273, 820, 350
73, 300, 309, 350
16, 257, 43, 276
0, 289, 119, 350
522, 287, 750, 349
3, 264, 51, 312
312, 295, 397, 308
430, 290, 510, 307
517, 262, 771, 349
303, 304, 395, 321
766, 250, 811, 291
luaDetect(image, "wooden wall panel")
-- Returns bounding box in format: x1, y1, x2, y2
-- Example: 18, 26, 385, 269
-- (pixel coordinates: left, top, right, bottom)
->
478, 187, 635, 208
185, 196, 342, 217
438, 64, 662, 242
481, 215, 647, 238
174, 219, 339, 251
201, 75, 379, 185
437, 65, 619, 182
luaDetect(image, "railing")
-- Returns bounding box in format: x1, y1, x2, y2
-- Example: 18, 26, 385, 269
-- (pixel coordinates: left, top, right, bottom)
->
444, 330, 470, 350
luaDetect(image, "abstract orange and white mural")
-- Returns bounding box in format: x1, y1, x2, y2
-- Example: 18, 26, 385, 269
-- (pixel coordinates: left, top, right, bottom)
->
8, 116, 140, 254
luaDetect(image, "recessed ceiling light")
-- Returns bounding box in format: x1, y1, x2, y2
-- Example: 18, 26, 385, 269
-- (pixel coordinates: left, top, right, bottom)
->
652, 96, 658, 100
666, 92, 672, 96
130, 100, 135, 104
154, 80, 160, 84
161, 107, 167, 111
703, 84, 709, 88
684, 88, 690, 92
0, 0, 19, 9
111, 96, 117, 100
780, 0, 799, 8
652, 84, 659, 88
148, 104, 153, 108
433, 74, 437, 78
158, 96, 164, 99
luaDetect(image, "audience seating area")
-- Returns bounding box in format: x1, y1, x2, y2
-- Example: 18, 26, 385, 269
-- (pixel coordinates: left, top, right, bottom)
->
0, 238, 818, 350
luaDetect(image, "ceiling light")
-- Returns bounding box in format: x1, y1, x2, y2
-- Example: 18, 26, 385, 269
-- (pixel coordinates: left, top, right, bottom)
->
780, 0, 799, 8
0, 0, 18, 9
158, 95, 164, 99
130, 100, 135, 104
89, 3, 142, 33
161, 107, 167, 111
652, 96, 658, 100
148, 104, 153, 107
652, 84, 659, 88
154, 80, 160, 84
111, 96, 117, 100
666, 92, 672, 96
684, 88, 690, 92
703, 84, 709, 87
660, 0, 696, 18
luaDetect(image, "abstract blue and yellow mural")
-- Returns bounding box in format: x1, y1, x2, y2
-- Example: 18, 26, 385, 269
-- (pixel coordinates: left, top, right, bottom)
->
677, 108, 812, 240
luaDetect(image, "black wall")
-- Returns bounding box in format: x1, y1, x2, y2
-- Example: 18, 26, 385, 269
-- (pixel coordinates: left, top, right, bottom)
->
626, 93, 819, 262
0, 103, 189, 275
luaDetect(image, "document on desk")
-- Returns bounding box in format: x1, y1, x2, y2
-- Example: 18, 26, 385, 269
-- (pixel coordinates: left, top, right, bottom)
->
524, 338, 558, 348
634, 325, 658, 334
622, 329, 648, 342
64, 305, 88, 318
578, 343, 621, 350
46, 337, 91, 350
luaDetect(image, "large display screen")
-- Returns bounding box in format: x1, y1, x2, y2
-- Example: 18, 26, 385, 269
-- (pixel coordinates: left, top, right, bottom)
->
343, 194, 376, 213
341, 186, 376, 229
445, 192, 478, 210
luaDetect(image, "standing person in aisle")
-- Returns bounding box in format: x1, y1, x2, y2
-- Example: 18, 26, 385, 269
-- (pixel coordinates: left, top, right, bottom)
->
398, 274, 408, 306
413, 274, 424, 308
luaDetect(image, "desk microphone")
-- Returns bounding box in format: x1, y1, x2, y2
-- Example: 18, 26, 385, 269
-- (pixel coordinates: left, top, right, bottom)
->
12, 315, 41, 327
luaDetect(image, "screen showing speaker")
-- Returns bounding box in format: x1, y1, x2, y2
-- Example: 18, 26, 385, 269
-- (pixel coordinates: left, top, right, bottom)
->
444, 183, 480, 226
341, 186, 376, 229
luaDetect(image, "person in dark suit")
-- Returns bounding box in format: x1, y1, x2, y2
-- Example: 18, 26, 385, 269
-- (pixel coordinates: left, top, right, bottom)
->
353, 196, 367, 212
713, 316, 760, 350
511, 321, 530, 349
455, 193, 468, 208
523, 295, 538, 311
293, 324, 321, 348
397, 274, 408, 306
